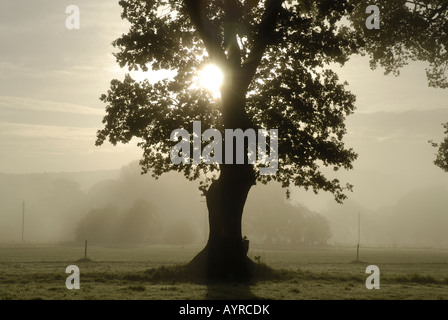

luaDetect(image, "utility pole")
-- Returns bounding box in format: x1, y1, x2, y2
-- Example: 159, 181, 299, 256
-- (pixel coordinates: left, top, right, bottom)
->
357, 211, 360, 262
22, 201, 25, 243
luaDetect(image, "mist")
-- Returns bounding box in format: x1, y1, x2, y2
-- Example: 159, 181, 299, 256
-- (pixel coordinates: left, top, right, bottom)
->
0, 161, 326, 247
1, 160, 447, 248
0, 162, 204, 245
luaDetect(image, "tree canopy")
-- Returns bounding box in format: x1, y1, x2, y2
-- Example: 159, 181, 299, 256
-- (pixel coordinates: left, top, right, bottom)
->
96, 0, 448, 202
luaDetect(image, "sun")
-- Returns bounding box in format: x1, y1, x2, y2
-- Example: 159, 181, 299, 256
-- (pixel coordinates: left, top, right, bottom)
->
198, 64, 223, 98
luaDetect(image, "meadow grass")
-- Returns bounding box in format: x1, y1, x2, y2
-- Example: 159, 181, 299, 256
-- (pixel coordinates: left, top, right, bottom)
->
0, 243, 447, 300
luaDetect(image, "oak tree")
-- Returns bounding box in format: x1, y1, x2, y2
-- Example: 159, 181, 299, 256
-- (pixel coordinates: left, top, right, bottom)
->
97, 0, 448, 280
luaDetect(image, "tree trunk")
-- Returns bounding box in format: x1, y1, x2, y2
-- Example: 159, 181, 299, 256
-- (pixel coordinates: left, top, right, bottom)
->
188, 164, 255, 281
187, 70, 257, 281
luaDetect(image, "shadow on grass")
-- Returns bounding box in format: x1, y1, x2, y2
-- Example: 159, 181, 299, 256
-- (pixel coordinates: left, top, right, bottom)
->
205, 283, 259, 299
140, 262, 293, 299
142, 262, 292, 284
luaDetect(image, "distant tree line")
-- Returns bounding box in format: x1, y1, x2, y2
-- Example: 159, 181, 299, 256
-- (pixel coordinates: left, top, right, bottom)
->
244, 186, 332, 248
0, 161, 332, 247
75, 198, 197, 245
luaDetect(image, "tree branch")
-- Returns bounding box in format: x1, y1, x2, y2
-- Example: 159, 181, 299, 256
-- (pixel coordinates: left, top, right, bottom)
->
241, 0, 284, 89
183, 0, 228, 68
428, 2, 448, 20
406, 0, 448, 21
223, 0, 243, 68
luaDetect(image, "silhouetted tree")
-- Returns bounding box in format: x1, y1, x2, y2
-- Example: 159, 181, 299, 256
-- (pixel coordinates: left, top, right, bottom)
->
76, 205, 120, 244
245, 192, 331, 248
302, 214, 331, 246
97, 0, 448, 280
163, 219, 197, 245
117, 199, 161, 244
430, 122, 448, 172
76, 200, 161, 245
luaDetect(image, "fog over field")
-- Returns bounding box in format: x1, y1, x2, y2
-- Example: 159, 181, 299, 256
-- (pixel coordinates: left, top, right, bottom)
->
1, 160, 447, 248
1, 1, 447, 249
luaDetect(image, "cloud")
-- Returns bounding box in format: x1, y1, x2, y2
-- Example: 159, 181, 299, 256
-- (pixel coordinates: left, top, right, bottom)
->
0, 121, 97, 157
0, 121, 142, 173
0, 121, 94, 140
0, 96, 104, 116
346, 108, 448, 144
0, 0, 126, 105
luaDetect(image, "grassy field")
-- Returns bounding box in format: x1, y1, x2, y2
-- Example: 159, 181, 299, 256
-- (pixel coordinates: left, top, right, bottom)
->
0, 243, 447, 300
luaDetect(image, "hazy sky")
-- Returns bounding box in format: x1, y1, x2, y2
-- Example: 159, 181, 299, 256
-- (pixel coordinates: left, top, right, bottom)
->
1, 1, 447, 211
